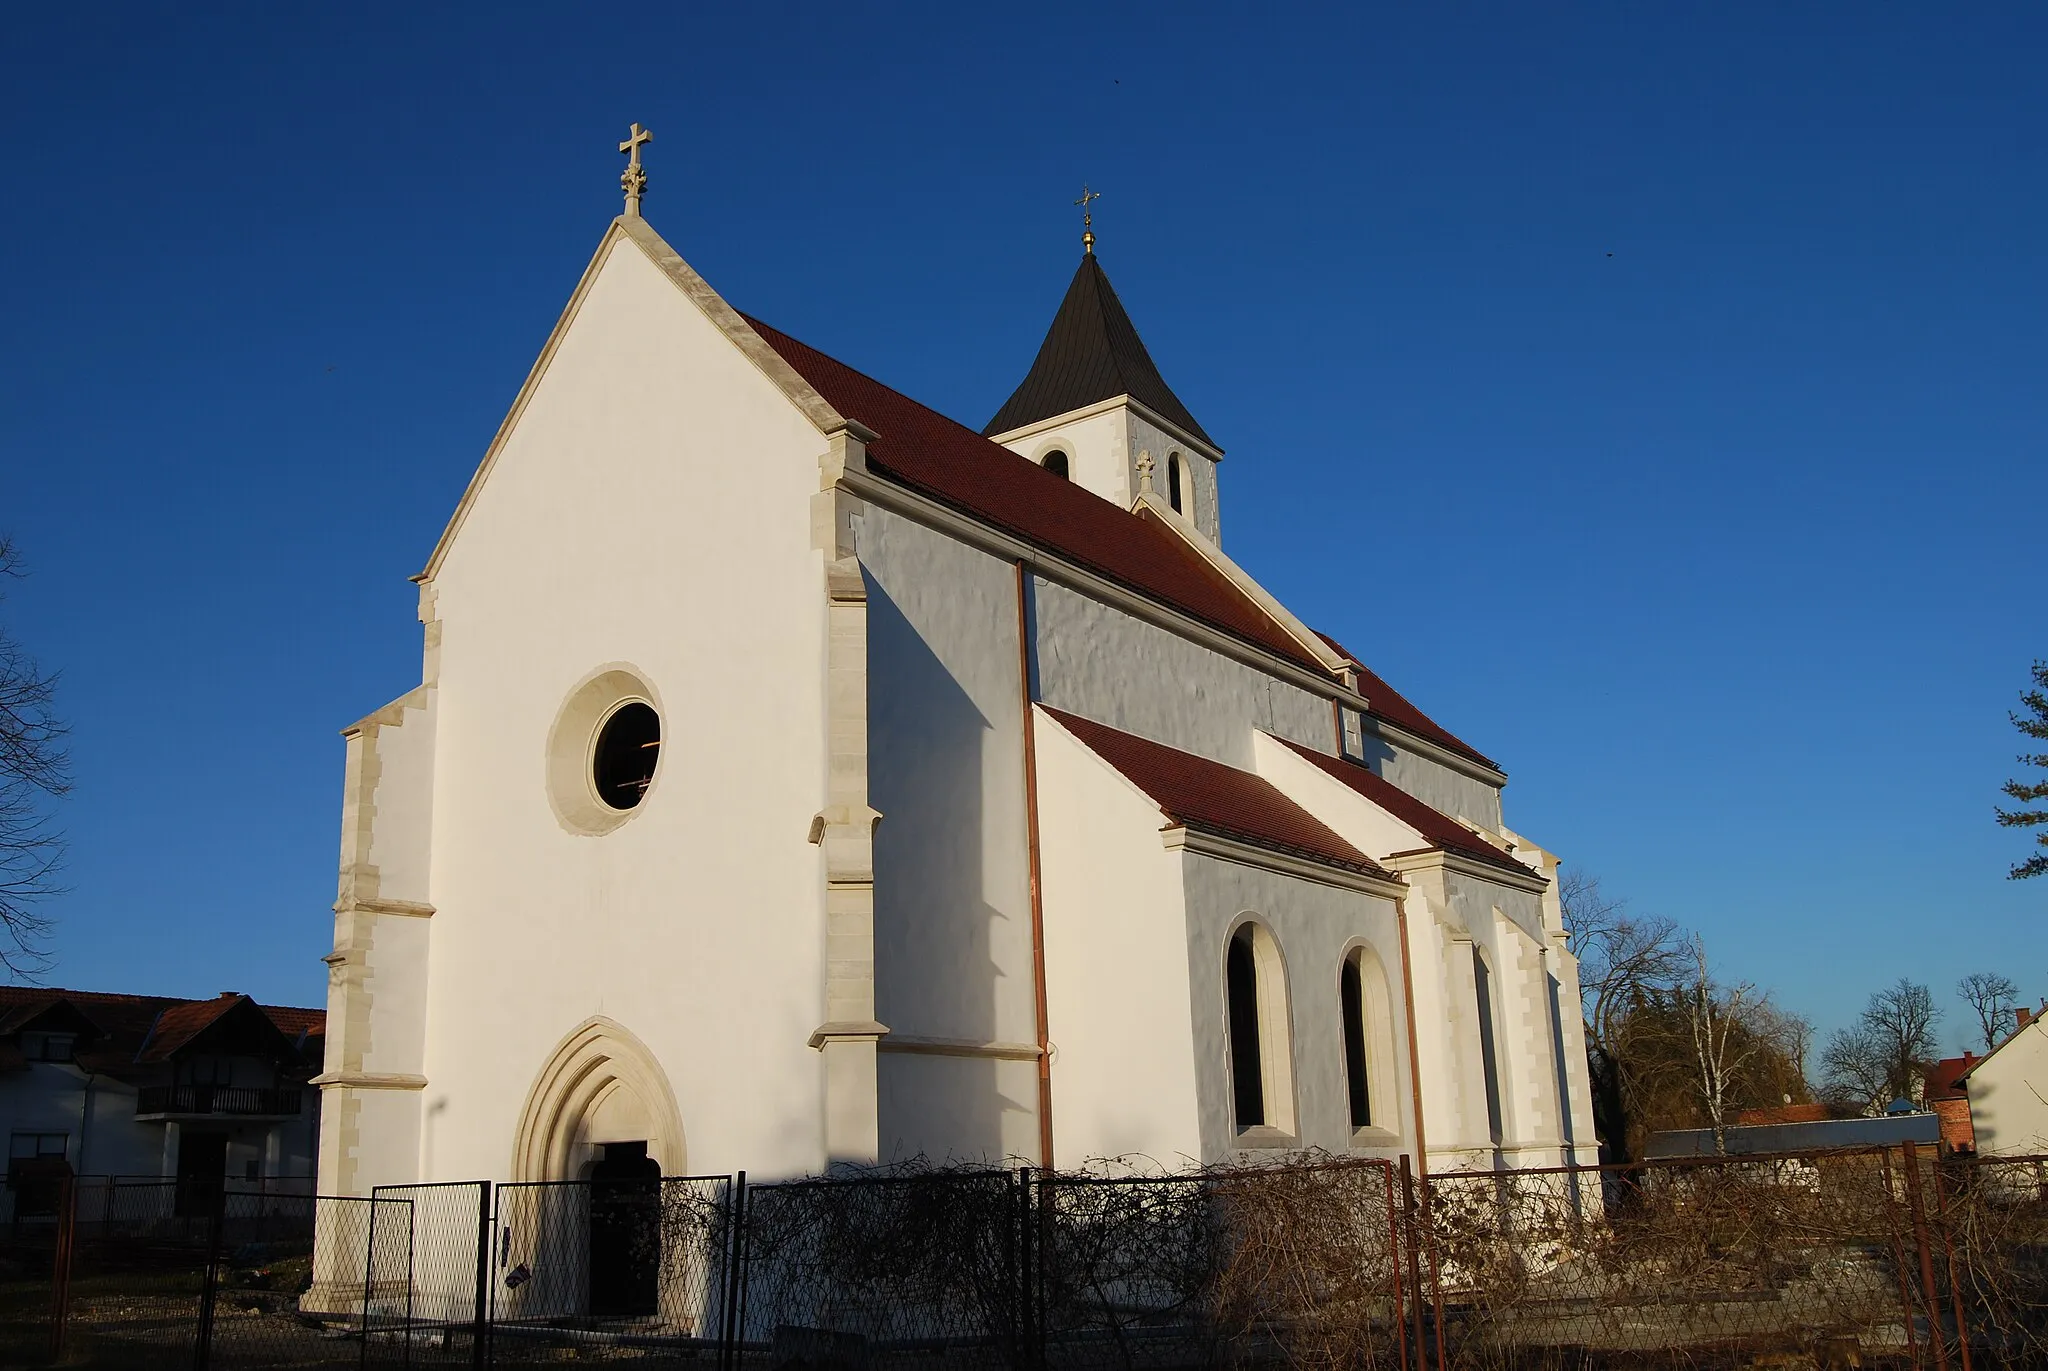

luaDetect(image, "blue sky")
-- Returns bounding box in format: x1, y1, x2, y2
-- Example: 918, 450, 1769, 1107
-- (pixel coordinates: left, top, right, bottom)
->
1, 4, 2041, 1053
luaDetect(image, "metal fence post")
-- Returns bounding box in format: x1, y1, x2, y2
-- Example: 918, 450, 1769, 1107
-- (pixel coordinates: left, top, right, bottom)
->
473, 1181, 492, 1370
1904, 1142, 1953, 1371
1879, 1148, 1926, 1369
192, 1186, 225, 1371
719, 1170, 747, 1371
48, 1173, 77, 1361
1399, 1156, 1427, 1371
1928, 1152, 1974, 1371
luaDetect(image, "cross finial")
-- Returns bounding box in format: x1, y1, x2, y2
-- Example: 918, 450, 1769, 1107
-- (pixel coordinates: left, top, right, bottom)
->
619, 123, 654, 218
1075, 183, 1101, 254
1136, 449, 1155, 495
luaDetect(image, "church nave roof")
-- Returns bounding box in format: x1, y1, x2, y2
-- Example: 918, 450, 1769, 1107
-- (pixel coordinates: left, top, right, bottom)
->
744, 314, 1316, 670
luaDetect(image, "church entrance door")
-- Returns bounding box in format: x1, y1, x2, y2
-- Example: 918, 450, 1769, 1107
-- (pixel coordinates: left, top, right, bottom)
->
587, 1141, 660, 1317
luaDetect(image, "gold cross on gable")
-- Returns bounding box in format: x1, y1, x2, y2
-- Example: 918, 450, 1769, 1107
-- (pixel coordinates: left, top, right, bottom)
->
1075, 183, 1100, 253
619, 123, 653, 218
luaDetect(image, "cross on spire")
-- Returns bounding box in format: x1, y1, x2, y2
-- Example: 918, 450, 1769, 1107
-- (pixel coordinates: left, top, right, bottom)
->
1075, 183, 1101, 254
619, 123, 653, 218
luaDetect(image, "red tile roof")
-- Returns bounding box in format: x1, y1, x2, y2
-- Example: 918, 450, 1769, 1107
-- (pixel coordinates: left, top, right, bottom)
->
1274, 738, 1533, 879
741, 316, 1326, 673
1043, 707, 1394, 880
1925, 1054, 1976, 1102
1315, 633, 1497, 772
0, 986, 324, 1077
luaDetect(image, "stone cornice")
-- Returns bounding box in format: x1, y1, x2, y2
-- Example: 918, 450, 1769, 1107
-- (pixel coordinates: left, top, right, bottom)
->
878, 1035, 1043, 1062
841, 467, 1358, 708
1364, 717, 1509, 789
311, 1071, 427, 1091
333, 897, 435, 918
1164, 827, 1410, 900
807, 1020, 889, 1050
987, 394, 1225, 464
1382, 847, 1550, 895
1132, 494, 1352, 677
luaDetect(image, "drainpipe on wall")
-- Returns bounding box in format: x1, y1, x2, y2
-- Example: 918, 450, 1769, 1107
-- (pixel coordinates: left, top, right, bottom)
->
1014, 561, 1055, 1171
76, 1069, 96, 1176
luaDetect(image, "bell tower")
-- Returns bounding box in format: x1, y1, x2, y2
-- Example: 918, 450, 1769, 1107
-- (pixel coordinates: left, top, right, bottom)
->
984, 244, 1224, 542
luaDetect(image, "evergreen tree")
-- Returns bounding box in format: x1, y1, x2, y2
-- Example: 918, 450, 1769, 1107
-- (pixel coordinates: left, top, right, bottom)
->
1998, 659, 2048, 880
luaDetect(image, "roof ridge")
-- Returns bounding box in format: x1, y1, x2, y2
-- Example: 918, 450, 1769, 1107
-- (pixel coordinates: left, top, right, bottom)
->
740, 316, 1331, 675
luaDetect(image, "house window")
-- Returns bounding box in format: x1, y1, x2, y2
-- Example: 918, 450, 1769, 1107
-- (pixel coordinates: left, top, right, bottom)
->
1472, 947, 1505, 1145
1041, 450, 1070, 479
20, 1032, 75, 1062
1225, 923, 1295, 1136
1167, 453, 1185, 513
7, 1133, 69, 1217
593, 702, 661, 811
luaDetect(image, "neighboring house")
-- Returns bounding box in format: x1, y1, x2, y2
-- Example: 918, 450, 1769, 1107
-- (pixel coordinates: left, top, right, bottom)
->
0, 987, 324, 1216
1958, 1004, 2048, 1157
1924, 1054, 1977, 1154
318, 149, 1600, 1204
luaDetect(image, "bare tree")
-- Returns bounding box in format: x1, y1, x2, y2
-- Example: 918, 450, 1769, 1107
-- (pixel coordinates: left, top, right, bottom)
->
1866, 978, 1942, 1097
1824, 979, 1942, 1110
1958, 972, 2021, 1050
1821, 1023, 1893, 1113
1562, 870, 1687, 1060
0, 536, 67, 977
1680, 936, 1778, 1155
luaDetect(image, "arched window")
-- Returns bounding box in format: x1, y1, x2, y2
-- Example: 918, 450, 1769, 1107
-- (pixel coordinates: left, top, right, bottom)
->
1041, 450, 1070, 479
1341, 946, 1397, 1134
1167, 453, 1185, 513
1472, 946, 1505, 1145
1341, 955, 1372, 1128
1226, 923, 1295, 1136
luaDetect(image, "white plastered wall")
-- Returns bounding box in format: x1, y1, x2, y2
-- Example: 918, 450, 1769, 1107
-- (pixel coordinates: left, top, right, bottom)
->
1358, 719, 1505, 833
858, 508, 1040, 1164
1176, 855, 1408, 1162
1969, 1019, 2048, 1155
1034, 580, 1331, 771
1034, 713, 1201, 1167
405, 234, 836, 1185
1254, 734, 1585, 1170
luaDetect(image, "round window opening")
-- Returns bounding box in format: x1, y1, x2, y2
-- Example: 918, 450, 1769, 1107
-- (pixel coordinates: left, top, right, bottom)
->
593, 703, 661, 811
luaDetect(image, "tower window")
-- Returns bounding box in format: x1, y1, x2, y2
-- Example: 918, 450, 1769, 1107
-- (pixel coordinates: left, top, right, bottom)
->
1167, 454, 1184, 513
593, 703, 661, 811
1041, 450, 1070, 479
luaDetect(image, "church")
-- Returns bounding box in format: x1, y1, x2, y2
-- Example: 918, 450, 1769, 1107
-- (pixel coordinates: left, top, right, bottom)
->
314, 131, 1597, 1197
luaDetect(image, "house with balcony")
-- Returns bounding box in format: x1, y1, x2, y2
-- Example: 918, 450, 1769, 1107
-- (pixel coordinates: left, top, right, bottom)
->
0, 986, 323, 1217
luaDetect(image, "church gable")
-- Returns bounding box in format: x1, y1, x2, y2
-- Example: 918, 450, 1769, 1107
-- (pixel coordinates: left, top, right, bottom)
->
422, 218, 849, 587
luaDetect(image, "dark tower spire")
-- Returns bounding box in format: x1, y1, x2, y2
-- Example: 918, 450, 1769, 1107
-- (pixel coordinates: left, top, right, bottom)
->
983, 254, 1212, 445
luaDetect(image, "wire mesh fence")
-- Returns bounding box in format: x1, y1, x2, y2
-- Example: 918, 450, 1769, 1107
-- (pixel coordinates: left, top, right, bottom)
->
7, 1149, 2048, 1369
489, 1174, 733, 1365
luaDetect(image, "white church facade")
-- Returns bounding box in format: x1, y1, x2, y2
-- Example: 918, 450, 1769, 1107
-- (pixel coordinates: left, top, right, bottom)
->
315, 146, 1598, 1196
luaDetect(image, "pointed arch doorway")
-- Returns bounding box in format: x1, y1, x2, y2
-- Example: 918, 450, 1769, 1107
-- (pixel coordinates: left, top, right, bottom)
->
510, 1018, 687, 1318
